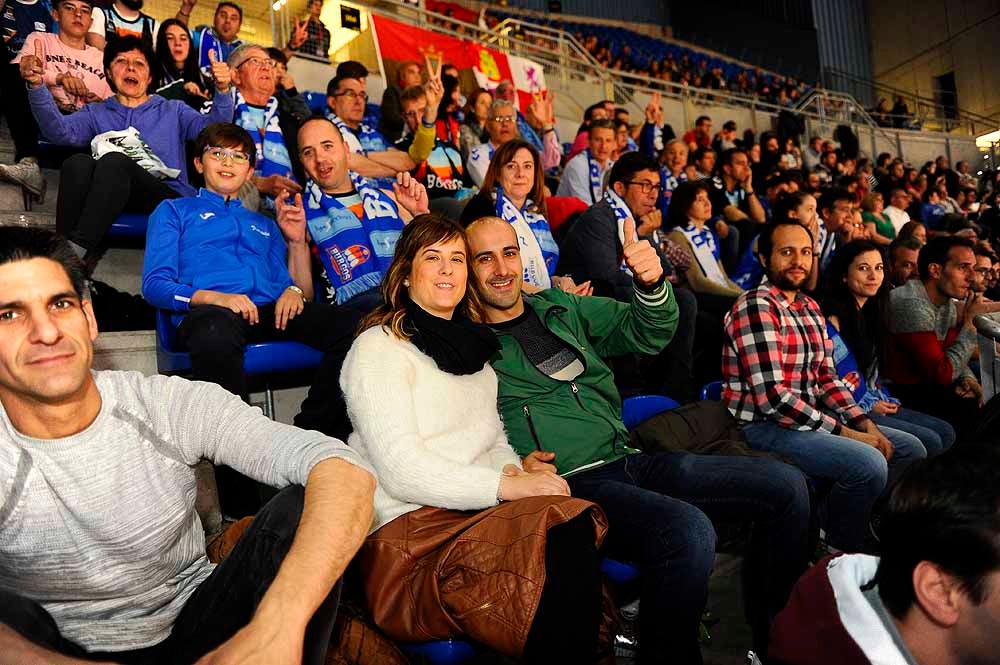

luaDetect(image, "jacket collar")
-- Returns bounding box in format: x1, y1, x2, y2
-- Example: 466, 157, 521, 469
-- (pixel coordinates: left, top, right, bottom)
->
196, 188, 243, 208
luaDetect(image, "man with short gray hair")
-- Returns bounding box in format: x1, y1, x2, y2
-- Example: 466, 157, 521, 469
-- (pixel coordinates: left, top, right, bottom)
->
228, 43, 304, 211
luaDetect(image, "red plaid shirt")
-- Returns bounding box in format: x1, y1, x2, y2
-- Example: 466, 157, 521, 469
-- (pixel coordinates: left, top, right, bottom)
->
722, 279, 865, 432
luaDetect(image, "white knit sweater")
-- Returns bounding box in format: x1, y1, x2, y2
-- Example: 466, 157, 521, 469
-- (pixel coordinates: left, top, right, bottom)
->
342, 326, 522, 532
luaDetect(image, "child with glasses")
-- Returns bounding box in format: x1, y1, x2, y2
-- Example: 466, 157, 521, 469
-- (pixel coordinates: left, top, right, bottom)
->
142, 122, 363, 517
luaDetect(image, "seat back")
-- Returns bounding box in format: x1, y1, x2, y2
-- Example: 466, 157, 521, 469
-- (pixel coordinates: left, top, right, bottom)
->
700, 381, 723, 401
621, 394, 680, 430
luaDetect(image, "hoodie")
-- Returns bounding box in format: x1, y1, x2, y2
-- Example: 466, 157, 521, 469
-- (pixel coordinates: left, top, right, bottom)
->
28, 85, 234, 196
769, 554, 918, 665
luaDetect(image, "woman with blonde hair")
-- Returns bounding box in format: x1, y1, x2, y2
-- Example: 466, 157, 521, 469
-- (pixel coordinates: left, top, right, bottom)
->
342, 214, 606, 663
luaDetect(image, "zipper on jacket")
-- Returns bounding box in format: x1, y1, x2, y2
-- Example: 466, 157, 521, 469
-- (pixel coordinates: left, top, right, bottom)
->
522, 405, 543, 451
569, 381, 585, 409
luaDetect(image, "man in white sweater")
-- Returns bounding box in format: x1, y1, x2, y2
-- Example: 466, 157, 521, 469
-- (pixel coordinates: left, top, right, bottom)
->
0, 226, 376, 664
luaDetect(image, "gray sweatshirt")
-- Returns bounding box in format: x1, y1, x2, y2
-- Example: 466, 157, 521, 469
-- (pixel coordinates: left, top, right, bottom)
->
0, 370, 373, 652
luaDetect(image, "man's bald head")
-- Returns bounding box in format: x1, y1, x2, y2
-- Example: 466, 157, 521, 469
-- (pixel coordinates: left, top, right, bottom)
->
466, 217, 524, 322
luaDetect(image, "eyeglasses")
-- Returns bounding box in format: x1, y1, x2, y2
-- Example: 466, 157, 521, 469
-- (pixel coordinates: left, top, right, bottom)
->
238, 57, 276, 70
402, 107, 428, 118
334, 90, 368, 102
203, 146, 251, 164
625, 180, 661, 194
489, 115, 516, 124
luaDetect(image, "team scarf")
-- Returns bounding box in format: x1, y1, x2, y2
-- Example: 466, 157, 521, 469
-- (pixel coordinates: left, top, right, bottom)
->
326, 112, 394, 188
584, 149, 609, 204
233, 92, 294, 203
326, 112, 389, 154
304, 170, 403, 304
679, 222, 729, 287
604, 188, 634, 275
494, 185, 558, 289
658, 166, 687, 214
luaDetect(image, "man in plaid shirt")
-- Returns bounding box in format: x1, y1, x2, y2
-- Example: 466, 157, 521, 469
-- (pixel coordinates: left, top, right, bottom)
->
722, 220, 926, 552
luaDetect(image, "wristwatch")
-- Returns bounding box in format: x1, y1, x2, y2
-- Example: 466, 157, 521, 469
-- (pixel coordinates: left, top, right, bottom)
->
287, 285, 306, 302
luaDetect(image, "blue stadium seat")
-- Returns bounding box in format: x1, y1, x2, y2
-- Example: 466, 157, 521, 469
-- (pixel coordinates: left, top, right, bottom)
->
155, 309, 323, 418
601, 557, 640, 584
107, 213, 150, 239
400, 639, 478, 664
700, 381, 723, 401
301, 90, 327, 114
621, 394, 680, 430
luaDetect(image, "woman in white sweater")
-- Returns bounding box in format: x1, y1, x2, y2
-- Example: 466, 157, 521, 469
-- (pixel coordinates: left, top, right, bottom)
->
341, 214, 606, 662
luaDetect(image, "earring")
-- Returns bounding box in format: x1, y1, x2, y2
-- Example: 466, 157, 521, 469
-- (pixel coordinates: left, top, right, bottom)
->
403, 280, 410, 287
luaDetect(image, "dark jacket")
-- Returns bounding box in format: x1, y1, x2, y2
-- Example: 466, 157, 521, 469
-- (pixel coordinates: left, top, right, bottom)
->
559, 198, 672, 302
378, 84, 405, 143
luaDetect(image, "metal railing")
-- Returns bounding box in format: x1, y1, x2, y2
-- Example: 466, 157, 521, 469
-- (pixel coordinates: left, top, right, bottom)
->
822, 67, 999, 137
976, 315, 1000, 403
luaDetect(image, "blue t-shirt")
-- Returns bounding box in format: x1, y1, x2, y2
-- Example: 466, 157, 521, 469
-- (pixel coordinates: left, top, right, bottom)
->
1, 0, 52, 62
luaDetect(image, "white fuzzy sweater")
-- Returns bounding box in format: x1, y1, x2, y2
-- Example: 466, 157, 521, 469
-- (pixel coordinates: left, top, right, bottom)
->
342, 326, 522, 533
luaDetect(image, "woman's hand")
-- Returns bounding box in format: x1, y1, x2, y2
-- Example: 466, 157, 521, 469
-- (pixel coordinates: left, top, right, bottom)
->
498, 466, 569, 501
870, 401, 899, 416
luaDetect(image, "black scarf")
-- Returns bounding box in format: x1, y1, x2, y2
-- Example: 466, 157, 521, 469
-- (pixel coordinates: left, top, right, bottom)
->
403, 295, 500, 376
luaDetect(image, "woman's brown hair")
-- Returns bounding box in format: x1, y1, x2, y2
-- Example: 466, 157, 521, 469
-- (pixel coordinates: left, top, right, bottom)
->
480, 138, 547, 217
359, 214, 485, 339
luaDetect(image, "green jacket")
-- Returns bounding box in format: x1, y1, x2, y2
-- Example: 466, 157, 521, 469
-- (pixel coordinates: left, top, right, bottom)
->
490, 281, 679, 476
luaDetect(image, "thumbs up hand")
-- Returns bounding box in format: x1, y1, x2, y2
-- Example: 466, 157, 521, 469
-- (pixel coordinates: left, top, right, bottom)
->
622, 217, 663, 288
208, 50, 231, 92
20, 39, 45, 88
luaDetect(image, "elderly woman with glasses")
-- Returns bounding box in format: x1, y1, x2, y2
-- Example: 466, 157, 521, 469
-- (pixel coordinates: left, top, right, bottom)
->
22, 35, 234, 273
466, 98, 561, 187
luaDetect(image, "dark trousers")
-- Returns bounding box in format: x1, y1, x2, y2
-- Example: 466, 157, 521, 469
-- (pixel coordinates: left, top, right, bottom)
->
890, 383, 981, 443
642, 285, 699, 403
1, 63, 39, 162
177, 302, 360, 516
0, 487, 340, 665
522, 513, 602, 662
568, 452, 811, 664
57, 152, 179, 251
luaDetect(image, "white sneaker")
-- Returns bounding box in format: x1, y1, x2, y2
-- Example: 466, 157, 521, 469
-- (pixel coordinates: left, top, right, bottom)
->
0, 158, 45, 197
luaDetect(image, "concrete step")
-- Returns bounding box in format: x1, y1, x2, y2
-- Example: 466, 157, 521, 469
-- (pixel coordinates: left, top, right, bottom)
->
92, 247, 145, 297
0, 210, 55, 228
93, 331, 157, 375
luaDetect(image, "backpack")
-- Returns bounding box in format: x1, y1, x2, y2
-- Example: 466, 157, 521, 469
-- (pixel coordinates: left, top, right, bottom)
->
628, 399, 764, 458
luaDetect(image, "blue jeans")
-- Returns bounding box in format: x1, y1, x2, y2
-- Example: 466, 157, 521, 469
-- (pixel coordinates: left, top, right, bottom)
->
871, 407, 956, 457
568, 452, 810, 664
741, 422, 926, 551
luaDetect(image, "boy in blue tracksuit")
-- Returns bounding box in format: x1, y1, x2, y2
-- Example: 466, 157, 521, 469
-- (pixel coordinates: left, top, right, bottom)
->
143, 122, 360, 515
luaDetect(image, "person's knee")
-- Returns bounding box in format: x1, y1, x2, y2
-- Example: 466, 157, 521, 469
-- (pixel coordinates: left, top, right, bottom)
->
844, 445, 888, 493
60, 152, 96, 178
888, 430, 927, 463
94, 151, 134, 175
764, 460, 811, 519
648, 501, 717, 578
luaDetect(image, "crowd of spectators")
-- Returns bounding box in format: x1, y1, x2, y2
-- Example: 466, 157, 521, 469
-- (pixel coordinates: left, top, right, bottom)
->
2, 2, 1000, 664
